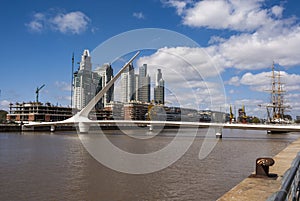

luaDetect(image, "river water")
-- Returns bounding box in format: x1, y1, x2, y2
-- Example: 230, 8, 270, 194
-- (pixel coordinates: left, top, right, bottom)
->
0, 128, 298, 201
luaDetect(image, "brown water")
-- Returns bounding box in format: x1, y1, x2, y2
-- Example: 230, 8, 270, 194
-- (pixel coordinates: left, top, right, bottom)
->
0, 129, 298, 201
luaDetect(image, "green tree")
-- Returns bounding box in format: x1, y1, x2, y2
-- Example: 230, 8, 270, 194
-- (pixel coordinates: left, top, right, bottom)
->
251, 116, 261, 124
0, 110, 8, 123
284, 114, 292, 121
295, 119, 300, 124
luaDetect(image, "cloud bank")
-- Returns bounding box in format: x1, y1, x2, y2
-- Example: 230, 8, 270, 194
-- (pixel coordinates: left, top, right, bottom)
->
162, 0, 300, 70
157, 0, 300, 115
26, 10, 90, 34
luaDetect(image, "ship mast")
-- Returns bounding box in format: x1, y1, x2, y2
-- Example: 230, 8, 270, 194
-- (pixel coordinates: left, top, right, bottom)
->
266, 62, 290, 123
271, 62, 276, 120
277, 70, 284, 119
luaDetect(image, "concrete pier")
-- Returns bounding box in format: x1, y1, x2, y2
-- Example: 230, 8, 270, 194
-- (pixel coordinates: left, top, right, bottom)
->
217, 137, 300, 201
0, 125, 21, 132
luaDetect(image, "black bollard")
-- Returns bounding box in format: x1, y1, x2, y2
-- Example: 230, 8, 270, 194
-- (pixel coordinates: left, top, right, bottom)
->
249, 157, 277, 179
256, 158, 275, 176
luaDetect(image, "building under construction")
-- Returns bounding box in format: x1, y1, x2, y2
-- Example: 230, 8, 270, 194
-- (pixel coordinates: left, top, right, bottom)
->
6, 102, 72, 123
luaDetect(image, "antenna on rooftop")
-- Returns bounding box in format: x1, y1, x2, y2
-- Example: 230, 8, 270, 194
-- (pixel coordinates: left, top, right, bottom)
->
71, 52, 74, 108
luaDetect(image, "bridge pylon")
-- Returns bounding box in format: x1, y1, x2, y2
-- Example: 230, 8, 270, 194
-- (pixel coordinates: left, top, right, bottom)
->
215, 126, 223, 139
78, 122, 90, 133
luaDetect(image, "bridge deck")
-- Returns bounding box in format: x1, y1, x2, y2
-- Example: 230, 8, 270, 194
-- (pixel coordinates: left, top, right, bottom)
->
26, 119, 300, 133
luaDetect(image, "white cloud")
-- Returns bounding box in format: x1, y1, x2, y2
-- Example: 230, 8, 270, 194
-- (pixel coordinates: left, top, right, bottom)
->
133, 12, 145, 19
25, 13, 45, 32
55, 95, 71, 102
26, 21, 43, 32
234, 98, 264, 106
51, 11, 90, 34
227, 76, 240, 86
271, 5, 284, 18
240, 72, 270, 87
164, 0, 281, 31
0, 100, 10, 111
285, 94, 300, 111
55, 81, 71, 91
162, 0, 190, 15
161, 0, 300, 117
162, 0, 300, 70
26, 10, 90, 34
238, 71, 300, 92
137, 46, 224, 79
208, 36, 226, 45
207, 26, 300, 70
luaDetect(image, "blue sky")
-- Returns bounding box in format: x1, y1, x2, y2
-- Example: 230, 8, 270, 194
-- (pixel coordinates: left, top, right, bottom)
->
1, 0, 300, 119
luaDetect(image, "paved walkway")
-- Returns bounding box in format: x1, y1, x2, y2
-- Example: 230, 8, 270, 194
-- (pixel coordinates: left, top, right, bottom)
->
217, 137, 300, 201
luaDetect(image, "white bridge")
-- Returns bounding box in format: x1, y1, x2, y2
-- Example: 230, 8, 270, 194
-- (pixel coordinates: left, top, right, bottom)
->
25, 118, 300, 134
24, 51, 300, 135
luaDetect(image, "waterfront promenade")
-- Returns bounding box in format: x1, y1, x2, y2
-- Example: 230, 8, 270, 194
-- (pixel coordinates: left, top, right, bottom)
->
217, 135, 300, 201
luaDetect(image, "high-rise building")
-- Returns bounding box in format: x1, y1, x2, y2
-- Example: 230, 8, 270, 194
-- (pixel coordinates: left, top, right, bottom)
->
135, 74, 139, 101
154, 69, 165, 104
73, 49, 100, 110
137, 64, 151, 103
79, 49, 92, 71
139, 64, 147, 77
94, 63, 114, 109
156, 68, 162, 86
121, 63, 136, 103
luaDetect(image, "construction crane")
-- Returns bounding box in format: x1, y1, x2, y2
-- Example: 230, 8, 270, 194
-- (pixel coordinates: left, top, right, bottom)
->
229, 105, 234, 123
36, 84, 45, 103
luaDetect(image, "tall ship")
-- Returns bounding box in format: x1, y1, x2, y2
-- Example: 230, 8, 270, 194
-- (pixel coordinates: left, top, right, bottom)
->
265, 62, 291, 124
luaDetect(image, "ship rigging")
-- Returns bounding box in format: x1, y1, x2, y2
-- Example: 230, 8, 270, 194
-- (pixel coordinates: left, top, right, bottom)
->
265, 62, 291, 124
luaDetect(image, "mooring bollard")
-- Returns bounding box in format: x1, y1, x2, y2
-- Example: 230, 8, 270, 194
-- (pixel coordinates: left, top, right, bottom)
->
256, 157, 275, 176
249, 157, 277, 178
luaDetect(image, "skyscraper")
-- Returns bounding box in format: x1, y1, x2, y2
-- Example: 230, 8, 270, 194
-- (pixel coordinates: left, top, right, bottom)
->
154, 69, 165, 104
156, 68, 162, 86
137, 64, 150, 103
121, 63, 136, 103
134, 74, 139, 101
94, 63, 114, 109
73, 49, 100, 110
79, 49, 92, 71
